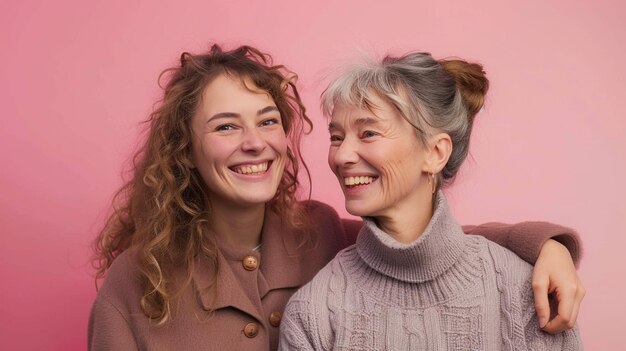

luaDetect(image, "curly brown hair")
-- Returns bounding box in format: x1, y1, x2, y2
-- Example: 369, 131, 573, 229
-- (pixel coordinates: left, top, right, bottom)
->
93, 44, 313, 324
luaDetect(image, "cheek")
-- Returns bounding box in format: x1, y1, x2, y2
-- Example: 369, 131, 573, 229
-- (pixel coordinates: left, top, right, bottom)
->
195, 136, 232, 168
380, 159, 414, 193
269, 130, 289, 157
327, 148, 337, 173
378, 151, 422, 201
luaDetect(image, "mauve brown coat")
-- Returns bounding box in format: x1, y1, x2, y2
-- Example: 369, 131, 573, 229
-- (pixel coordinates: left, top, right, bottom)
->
88, 201, 580, 351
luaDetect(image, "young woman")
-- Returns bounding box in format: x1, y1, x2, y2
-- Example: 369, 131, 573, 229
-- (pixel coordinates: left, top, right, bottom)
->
89, 45, 583, 350
279, 52, 583, 349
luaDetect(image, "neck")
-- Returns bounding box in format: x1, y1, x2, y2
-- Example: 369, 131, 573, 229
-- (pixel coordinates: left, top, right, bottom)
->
374, 186, 433, 244
209, 201, 265, 250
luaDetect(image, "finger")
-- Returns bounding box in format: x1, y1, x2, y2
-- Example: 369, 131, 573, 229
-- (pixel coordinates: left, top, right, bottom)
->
568, 284, 586, 329
542, 288, 576, 334
532, 277, 551, 328
542, 314, 568, 334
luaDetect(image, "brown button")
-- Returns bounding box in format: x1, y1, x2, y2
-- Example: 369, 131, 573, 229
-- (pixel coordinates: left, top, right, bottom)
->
269, 311, 282, 327
243, 322, 259, 338
242, 255, 258, 271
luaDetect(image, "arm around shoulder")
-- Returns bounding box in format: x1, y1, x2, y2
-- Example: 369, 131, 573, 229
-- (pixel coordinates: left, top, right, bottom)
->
463, 221, 582, 266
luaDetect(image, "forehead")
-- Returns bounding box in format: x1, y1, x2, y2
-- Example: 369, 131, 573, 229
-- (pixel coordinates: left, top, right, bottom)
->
201, 74, 274, 110
329, 95, 398, 127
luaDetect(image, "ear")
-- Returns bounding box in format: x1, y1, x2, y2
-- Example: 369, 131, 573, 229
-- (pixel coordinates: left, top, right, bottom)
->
422, 133, 452, 174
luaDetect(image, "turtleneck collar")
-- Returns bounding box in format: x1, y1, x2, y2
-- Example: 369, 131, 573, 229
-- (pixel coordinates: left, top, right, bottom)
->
356, 191, 467, 283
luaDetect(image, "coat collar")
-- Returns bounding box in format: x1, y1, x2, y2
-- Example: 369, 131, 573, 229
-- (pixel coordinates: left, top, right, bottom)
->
192, 207, 308, 320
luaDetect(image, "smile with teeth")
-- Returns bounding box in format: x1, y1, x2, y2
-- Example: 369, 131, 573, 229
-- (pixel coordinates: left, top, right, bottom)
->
344, 176, 376, 187
233, 162, 269, 175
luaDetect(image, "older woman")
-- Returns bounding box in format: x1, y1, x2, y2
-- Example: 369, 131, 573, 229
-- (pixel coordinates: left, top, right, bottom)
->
89, 45, 582, 351
279, 53, 583, 349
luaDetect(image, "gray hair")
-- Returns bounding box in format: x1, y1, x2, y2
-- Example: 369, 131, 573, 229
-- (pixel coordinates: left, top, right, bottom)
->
321, 52, 489, 188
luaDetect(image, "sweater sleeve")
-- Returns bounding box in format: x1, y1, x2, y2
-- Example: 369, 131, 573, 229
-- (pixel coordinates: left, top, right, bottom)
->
88, 294, 138, 351
462, 222, 582, 267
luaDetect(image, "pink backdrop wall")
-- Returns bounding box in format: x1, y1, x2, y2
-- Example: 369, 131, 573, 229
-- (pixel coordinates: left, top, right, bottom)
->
1, 0, 624, 349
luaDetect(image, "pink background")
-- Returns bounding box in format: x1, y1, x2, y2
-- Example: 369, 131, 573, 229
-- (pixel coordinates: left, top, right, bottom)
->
1, 0, 624, 349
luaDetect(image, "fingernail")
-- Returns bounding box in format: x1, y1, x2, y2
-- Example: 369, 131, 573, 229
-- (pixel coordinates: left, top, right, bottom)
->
539, 317, 548, 328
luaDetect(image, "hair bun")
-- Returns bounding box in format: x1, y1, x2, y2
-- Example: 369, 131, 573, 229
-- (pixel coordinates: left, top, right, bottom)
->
440, 59, 489, 120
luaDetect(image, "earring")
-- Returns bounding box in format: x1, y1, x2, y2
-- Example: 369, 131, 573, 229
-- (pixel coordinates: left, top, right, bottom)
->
430, 172, 436, 194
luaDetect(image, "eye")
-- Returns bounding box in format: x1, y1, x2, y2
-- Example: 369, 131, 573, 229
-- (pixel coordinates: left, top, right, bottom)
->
260, 118, 281, 127
215, 124, 236, 131
329, 134, 343, 144
361, 130, 378, 138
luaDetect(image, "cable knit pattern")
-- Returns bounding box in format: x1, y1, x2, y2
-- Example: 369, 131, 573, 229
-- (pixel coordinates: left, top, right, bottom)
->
279, 193, 582, 350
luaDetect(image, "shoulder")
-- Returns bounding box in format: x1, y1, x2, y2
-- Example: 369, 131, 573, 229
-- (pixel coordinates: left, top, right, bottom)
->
94, 250, 143, 310
482, 237, 533, 287
288, 245, 356, 306
102, 250, 142, 288
480, 238, 534, 314
299, 200, 364, 245
478, 237, 534, 322
89, 250, 143, 349
299, 199, 341, 222
299, 200, 350, 250
282, 250, 355, 349
469, 238, 583, 349
290, 248, 347, 295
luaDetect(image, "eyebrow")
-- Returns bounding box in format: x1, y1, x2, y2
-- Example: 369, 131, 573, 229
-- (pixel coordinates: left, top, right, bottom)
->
207, 106, 280, 123
353, 117, 381, 127
328, 117, 381, 131
258, 106, 279, 115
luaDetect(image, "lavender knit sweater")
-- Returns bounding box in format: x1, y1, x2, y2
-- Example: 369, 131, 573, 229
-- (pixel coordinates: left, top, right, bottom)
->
279, 194, 582, 350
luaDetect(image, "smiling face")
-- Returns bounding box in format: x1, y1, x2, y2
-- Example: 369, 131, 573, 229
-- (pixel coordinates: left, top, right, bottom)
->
328, 94, 432, 218
191, 74, 288, 210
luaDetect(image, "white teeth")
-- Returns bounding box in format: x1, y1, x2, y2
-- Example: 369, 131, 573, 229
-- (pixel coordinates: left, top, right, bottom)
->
235, 162, 269, 175
344, 176, 374, 186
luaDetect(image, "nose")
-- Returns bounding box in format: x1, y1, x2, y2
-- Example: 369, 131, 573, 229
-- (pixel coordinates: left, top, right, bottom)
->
241, 127, 267, 153
329, 137, 359, 167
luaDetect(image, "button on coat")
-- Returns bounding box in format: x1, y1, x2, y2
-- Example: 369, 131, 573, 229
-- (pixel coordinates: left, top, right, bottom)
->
242, 255, 259, 271
243, 322, 260, 338
269, 311, 282, 327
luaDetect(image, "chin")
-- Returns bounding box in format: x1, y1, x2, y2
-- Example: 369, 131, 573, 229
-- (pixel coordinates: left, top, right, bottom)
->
344, 201, 377, 217
244, 193, 278, 205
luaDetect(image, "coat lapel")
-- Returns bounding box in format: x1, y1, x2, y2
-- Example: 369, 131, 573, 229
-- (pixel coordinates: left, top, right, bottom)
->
258, 209, 309, 298
190, 208, 309, 322
192, 248, 263, 322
